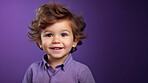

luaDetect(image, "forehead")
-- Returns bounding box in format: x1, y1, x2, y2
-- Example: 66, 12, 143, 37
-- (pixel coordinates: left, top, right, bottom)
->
42, 19, 72, 33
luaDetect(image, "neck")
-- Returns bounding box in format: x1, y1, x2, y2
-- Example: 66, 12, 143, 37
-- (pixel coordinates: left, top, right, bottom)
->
47, 54, 69, 70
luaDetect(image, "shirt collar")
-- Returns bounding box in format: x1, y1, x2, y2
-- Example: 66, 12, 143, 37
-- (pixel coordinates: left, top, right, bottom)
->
42, 54, 50, 70
42, 53, 73, 71
62, 53, 73, 71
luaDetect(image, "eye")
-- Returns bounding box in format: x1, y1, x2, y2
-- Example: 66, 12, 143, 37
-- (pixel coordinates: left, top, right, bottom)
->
46, 33, 53, 37
61, 33, 67, 37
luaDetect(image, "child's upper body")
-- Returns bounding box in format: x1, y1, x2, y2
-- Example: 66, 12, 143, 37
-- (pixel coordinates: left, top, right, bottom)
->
23, 1, 95, 83
23, 54, 95, 83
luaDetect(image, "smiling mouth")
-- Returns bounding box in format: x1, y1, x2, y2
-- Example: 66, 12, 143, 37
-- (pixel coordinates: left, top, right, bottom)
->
50, 47, 63, 50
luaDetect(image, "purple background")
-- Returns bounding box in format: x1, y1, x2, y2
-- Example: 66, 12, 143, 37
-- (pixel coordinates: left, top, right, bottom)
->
0, 0, 148, 83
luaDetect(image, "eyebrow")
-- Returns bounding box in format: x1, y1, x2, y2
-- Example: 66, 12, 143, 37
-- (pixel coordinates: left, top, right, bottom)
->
62, 30, 71, 33
44, 30, 51, 33
43, 29, 71, 34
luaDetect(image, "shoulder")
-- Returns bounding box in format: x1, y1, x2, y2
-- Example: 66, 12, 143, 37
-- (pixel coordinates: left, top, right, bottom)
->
29, 61, 43, 68
72, 60, 89, 70
26, 61, 43, 73
72, 60, 96, 83
70, 60, 92, 76
23, 61, 43, 83
23, 61, 43, 77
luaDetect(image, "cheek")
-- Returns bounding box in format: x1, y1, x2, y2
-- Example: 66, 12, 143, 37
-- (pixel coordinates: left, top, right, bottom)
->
63, 38, 74, 47
42, 39, 50, 48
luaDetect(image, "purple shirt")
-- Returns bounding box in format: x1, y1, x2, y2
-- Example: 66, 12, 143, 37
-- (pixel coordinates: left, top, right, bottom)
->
23, 54, 95, 83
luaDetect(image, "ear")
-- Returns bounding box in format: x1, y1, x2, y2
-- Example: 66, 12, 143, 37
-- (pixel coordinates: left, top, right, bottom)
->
73, 37, 79, 47
37, 38, 42, 48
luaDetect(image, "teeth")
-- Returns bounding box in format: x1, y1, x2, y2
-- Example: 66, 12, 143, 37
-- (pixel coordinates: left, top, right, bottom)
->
51, 47, 62, 49
54, 48, 60, 49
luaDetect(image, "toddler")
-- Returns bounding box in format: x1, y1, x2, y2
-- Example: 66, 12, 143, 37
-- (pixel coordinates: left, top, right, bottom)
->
23, 1, 95, 83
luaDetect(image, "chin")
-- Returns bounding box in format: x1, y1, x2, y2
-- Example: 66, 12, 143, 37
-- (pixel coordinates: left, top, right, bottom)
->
49, 53, 68, 59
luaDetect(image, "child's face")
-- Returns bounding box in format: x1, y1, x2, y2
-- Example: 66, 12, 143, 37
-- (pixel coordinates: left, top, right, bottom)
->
37, 19, 78, 60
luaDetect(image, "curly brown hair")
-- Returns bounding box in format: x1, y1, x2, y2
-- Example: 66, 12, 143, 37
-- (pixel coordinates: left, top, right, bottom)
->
27, 1, 87, 53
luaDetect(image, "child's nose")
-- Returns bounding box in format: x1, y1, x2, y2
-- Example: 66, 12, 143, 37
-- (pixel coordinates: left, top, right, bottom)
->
52, 36, 60, 44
